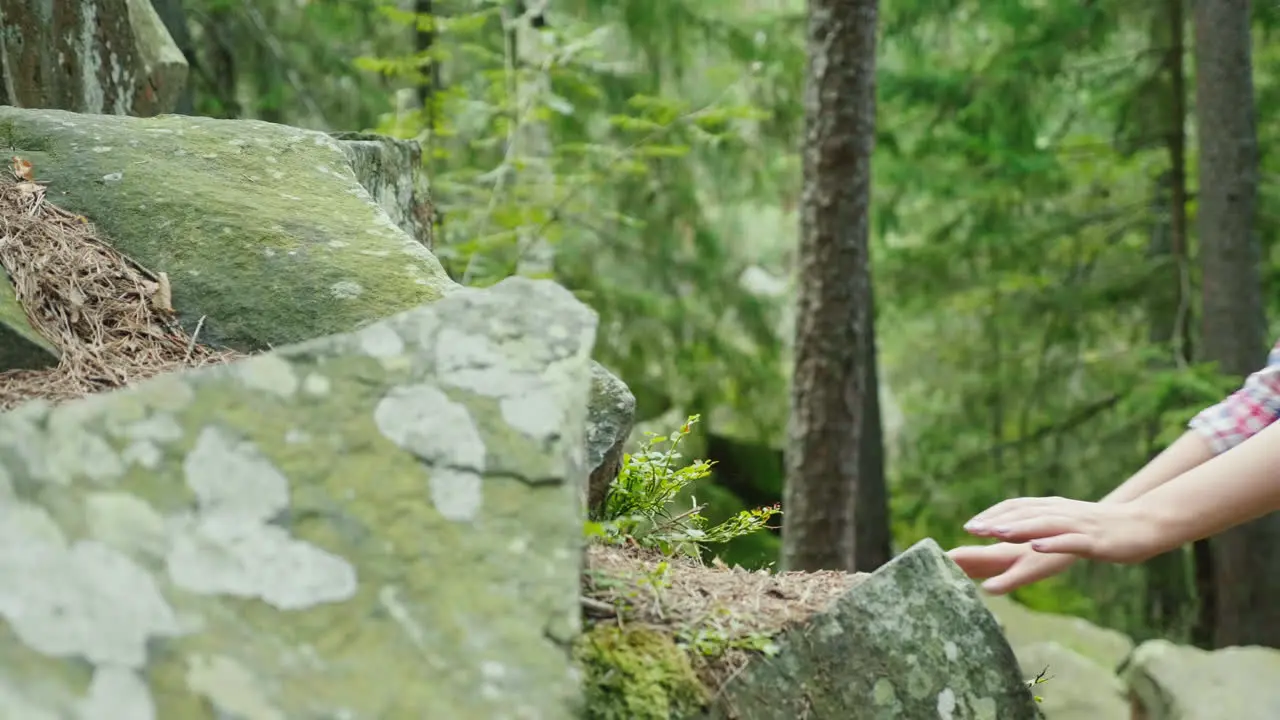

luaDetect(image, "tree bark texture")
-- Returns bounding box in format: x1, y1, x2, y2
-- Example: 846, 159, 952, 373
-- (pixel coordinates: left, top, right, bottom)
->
782, 0, 878, 572
1193, 0, 1280, 649
855, 286, 892, 572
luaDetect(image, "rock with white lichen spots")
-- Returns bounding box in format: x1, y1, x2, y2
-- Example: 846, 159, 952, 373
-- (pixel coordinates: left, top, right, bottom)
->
0, 0, 188, 116
709, 540, 1040, 719
0, 277, 593, 719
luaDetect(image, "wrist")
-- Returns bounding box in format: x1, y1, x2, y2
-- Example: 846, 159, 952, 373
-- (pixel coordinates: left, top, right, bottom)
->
1131, 495, 1196, 557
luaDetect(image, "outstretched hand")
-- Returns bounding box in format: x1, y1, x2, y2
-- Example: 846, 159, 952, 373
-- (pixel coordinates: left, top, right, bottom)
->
946, 542, 1076, 595
961, 496, 1171, 563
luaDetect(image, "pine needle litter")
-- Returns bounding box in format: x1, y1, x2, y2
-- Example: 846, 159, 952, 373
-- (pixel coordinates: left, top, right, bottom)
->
583, 542, 867, 691
0, 156, 242, 411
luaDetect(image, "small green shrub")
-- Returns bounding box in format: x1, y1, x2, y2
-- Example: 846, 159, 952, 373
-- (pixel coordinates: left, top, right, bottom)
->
584, 414, 781, 557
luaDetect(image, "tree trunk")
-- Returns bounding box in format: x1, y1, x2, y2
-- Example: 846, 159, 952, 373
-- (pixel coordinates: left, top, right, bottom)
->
413, 0, 440, 116
1193, 0, 1278, 649
855, 286, 892, 572
782, 0, 878, 572
1143, 172, 1195, 641
1141, 0, 1197, 644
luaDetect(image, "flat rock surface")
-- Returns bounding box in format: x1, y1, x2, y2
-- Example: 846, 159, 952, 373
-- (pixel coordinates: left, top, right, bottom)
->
0, 277, 594, 719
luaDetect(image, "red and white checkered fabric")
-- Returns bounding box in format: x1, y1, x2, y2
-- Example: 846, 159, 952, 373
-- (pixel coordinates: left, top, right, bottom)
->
1188, 339, 1280, 454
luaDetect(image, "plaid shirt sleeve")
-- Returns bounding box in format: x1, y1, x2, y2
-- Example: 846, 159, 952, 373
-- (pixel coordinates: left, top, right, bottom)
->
1188, 338, 1280, 454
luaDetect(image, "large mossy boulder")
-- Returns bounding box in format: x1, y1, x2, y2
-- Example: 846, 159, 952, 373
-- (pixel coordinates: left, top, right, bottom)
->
0, 277, 592, 717
0, 106, 452, 352
1122, 639, 1280, 719
580, 539, 1040, 719
0, 0, 187, 116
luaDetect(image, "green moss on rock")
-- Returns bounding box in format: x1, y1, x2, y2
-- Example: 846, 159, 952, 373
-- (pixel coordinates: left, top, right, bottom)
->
0, 269, 58, 371
0, 106, 453, 353
575, 625, 708, 720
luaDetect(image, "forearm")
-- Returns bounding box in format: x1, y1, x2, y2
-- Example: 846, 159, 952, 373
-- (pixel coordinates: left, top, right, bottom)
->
1099, 431, 1215, 504
1134, 420, 1280, 547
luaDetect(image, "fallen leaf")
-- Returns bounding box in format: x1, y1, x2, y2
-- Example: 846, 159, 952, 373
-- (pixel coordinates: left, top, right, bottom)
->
10, 156, 32, 181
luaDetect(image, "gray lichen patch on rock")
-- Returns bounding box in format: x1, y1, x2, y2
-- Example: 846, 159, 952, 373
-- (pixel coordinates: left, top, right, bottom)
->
0, 502, 181, 668
166, 426, 358, 610
0, 106, 453, 353
79, 665, 156, 720
373, 383, 486, 521
0, 277, 598, 718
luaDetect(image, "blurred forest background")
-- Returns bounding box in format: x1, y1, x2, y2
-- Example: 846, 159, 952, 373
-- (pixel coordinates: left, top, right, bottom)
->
146, 0, 1280, 648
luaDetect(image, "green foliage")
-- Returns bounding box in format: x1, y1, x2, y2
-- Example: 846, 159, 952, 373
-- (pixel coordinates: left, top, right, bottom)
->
573, 625, 708, 720
355, 0, 796, 446
178, 0, 1280, 647
586, 415, 781, 558
875, 0, 1280, 641
676, 607, 781, 659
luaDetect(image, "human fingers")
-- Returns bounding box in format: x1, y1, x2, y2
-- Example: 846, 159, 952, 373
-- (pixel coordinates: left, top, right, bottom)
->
1029, 533, 1096, 557
964, 497, 1069, 532
946, 544, 1023, 580
966, 498, 1092, 537
980, 551, 1076, 595
986, 515, 1092, 544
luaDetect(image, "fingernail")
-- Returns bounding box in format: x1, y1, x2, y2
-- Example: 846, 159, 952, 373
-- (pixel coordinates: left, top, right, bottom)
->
965, 522, 985, 532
